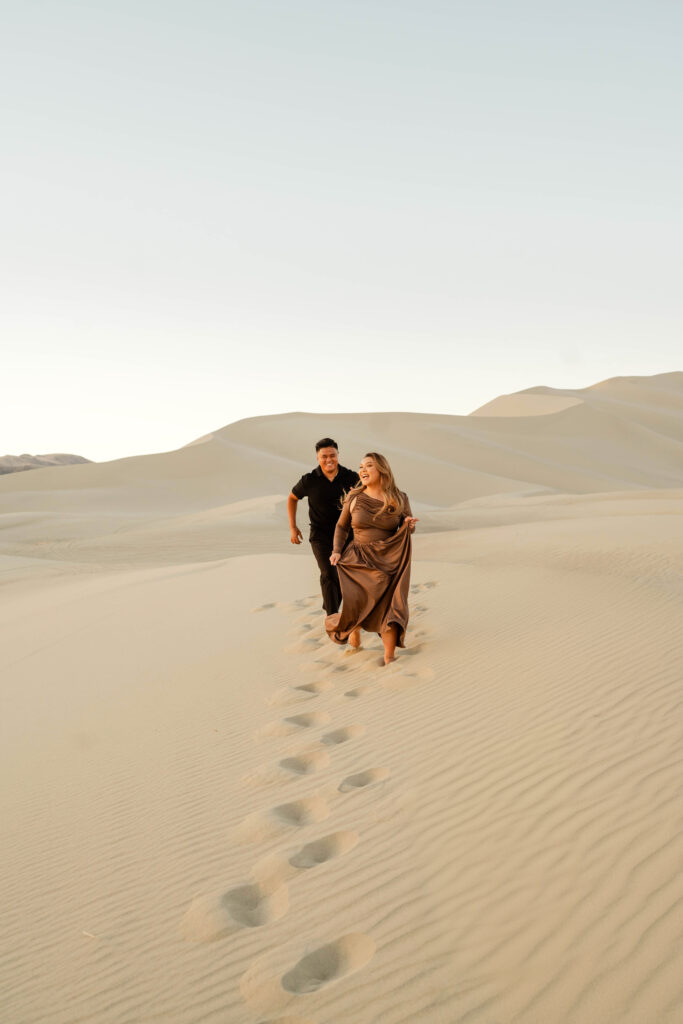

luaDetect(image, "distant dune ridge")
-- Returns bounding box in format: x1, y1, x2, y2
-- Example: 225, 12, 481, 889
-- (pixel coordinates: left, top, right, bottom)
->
1, 371, 682, 1024
0, 452, 91, 475
0, 371, 681, 565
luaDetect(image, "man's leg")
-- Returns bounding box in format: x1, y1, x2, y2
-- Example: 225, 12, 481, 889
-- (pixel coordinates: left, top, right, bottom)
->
310, 538, 341, 614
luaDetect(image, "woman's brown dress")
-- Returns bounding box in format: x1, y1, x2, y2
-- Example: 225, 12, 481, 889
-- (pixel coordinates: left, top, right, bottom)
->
325, 490, 413, 647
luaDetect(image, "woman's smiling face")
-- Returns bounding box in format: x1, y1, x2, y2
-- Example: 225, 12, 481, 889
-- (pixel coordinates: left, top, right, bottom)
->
359, 456, 380, 488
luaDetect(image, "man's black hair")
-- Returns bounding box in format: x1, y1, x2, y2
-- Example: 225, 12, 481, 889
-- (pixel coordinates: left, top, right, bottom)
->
315, 437, 338, 452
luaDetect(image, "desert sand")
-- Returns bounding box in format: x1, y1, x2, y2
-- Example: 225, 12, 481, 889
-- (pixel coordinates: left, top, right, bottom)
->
1, 372, 682, 1024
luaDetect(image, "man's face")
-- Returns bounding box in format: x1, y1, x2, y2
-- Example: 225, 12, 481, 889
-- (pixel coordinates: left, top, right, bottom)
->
317, 446, 339, 475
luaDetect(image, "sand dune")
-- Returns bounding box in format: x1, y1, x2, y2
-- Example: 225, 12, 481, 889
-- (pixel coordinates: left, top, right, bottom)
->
0, 452, 91, 475
1, 372, 682, 1023
471, 392, 584, 416
0, 372, 682, 567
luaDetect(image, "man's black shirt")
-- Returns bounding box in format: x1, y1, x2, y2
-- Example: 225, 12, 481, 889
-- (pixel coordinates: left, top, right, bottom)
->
291, 465, 359, 541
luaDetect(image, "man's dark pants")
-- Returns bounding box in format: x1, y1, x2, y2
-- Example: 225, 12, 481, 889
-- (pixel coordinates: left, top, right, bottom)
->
310, 535, 341, 614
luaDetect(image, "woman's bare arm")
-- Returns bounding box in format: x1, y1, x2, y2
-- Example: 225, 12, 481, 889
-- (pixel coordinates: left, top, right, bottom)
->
329, 499, 352, 563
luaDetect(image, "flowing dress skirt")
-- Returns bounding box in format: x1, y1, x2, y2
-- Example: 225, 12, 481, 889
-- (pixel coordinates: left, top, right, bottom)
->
325, 520, 412, 647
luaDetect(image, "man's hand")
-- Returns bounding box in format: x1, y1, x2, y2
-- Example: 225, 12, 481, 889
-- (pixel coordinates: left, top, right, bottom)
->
287, 492, 302, 545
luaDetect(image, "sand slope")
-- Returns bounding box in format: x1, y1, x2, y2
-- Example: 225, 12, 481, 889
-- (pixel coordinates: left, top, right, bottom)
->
1, 372, 682, 1023
0, 371, 682, 567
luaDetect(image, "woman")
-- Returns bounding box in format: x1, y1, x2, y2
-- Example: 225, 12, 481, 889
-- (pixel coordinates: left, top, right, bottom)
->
326, 452, 418, 664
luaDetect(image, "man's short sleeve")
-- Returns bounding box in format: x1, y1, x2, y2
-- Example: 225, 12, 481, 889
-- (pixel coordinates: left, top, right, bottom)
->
291, 474, 308, 499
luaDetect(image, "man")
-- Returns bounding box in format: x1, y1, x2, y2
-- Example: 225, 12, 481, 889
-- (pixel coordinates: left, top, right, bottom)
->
288, 438, 359, 615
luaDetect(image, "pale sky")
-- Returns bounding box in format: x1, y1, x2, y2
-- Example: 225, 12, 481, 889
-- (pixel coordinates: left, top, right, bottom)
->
2, 1, 681, 463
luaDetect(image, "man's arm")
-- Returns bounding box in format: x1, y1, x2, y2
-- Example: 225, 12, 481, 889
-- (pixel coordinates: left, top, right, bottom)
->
287, 492, 303, 544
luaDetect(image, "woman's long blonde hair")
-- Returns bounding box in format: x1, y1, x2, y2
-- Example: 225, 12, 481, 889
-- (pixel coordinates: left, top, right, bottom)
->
345, 452, 407, 518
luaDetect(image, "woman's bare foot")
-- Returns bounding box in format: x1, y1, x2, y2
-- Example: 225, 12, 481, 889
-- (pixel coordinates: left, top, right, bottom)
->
349, 627, 361, 649
382, 625, 398, 664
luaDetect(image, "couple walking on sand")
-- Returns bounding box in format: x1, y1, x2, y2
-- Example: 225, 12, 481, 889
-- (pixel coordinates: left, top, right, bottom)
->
287, 438, 418, 665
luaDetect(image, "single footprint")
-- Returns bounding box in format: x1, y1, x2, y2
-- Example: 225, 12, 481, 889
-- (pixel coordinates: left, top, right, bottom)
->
281, 932, 376, 994
182, 879, 289, 941
267, 686, 314, 708
236, 794, 331, 843
252, 602, 277, 612
285, 712, 331, 729
410, 581, 438, 594
271, 796, 330, 827
221, 882, 289, 928
338, 768, 390, 792
279, 749, 331, 775
344, 685, 372, 699
293, 680, 334, 696
246, 744, 332, 784
258, 716, 319, 741
321, 724, 366, 745
289, 831, 359, 869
